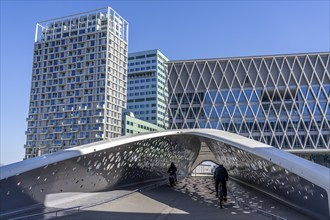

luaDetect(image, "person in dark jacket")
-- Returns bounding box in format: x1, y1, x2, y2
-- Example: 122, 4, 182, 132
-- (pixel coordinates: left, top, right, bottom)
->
168, 162, 177, 183
213, 164, 228, 201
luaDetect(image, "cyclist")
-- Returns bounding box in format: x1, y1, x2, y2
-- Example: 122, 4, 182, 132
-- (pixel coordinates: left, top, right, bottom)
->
213, 164, 228, 201
168, 162, 177, 186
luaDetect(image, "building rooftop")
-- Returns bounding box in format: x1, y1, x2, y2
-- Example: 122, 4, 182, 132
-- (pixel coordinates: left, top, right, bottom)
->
167, 51, 330, 63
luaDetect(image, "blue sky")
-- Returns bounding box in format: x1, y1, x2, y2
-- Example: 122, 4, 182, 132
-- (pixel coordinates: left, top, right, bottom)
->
1, 0, 329, 165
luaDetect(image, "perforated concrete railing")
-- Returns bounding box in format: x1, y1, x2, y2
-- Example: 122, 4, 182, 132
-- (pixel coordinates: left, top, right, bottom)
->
1, 130, 329, 219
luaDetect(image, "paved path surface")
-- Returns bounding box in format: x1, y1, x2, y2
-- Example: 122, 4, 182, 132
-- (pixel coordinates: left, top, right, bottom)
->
54, 177, 311, 220
227, 180, 311, 220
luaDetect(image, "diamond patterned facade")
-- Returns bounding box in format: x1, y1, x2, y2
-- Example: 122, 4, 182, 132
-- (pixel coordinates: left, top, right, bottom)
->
167, 52, 330, 150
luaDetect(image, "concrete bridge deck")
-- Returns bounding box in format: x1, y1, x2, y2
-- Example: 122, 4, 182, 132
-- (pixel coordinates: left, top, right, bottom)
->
40, 177, 310, 220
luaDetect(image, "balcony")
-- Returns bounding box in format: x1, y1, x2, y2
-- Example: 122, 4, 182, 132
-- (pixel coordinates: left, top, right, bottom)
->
24, 142, 34, 148
54, 127, 63, 133
48, 108, 57, 113
30, 109, 38, 114
95, 119, 104, 123
96, 104, 105, 109
63, 106, 74, 111
95, 130, 104, 138
93, 126, 102, 131
61, 134, 73, 140
40, 128, 48, 134
71, 112, 80, 118
25, 129, 33, 135
70, 140, 78, 146
71, 126, 79, 132
47, 120, 56, 127
26, 136, 35, 141
79, 105, 88, 110
62, 119, 73, 125
26, 116, 34, 121
78, 119, 87, 124
52, 140, 62, 146
46, 135, 54, 140
41, 115, 49, 120
54, 113, 64, 119
78, 132, 87, 139
39, 141, 47, 147
94, 111, 103, 116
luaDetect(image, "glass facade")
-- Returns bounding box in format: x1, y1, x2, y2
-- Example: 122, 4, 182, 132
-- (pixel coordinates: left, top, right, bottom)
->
126, 49, 169, 128
25, 7, 128, 158
167, 53, 330, 150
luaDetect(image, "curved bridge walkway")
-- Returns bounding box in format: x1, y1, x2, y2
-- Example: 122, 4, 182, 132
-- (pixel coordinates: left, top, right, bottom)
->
50, 177, 310, 220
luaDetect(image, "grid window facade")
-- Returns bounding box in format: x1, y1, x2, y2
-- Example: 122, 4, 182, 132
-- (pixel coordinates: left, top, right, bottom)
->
167, 53, 330, 150
121, 114, 164, 136
126, 50, 169, 129
25, 7, 128, 158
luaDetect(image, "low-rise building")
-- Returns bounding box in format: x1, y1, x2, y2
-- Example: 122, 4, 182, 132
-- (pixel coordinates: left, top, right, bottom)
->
122, 112, 164, 136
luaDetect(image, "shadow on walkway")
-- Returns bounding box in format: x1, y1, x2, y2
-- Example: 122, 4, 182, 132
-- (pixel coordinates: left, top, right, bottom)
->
55, 177, 270, 220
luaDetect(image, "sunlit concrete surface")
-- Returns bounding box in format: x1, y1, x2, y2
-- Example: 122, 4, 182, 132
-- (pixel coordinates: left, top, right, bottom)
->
55, 177, 311, 220
1, 129, 329, 219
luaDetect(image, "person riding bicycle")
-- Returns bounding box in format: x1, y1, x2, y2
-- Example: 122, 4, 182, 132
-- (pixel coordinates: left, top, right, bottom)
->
213, 164, 228, 201
168, 162, 177, 185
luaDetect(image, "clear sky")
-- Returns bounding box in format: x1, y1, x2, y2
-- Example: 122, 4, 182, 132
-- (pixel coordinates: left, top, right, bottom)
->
1, 0, 329, 165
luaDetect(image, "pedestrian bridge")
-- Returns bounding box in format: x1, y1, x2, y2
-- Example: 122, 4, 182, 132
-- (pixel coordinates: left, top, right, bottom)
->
0, 129, 329, 219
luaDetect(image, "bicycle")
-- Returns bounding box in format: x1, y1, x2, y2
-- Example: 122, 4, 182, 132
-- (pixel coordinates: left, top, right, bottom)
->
169, 173, 175, 187
218, 182, 224, 208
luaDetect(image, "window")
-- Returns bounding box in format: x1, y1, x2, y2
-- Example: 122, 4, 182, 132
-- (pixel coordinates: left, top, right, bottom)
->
146, 54, 156, 58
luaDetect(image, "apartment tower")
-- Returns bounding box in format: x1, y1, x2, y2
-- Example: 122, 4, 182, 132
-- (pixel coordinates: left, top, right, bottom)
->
25, 7, 128, 158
